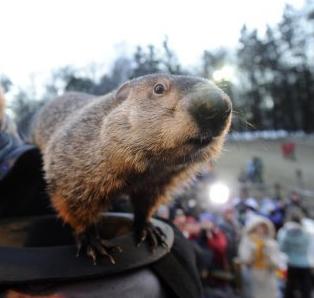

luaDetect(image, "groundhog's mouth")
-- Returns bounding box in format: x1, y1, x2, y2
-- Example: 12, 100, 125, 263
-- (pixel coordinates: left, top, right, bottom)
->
187, 134, 213, 147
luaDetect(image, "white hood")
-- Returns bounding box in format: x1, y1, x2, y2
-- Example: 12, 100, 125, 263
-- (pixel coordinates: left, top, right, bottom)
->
244, 214, 275, 238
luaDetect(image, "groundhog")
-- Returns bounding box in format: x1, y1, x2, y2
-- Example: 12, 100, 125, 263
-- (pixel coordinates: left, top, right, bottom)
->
32, 74, 232, 263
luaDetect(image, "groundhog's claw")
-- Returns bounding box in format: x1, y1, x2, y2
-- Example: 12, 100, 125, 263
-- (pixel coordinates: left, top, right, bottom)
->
76, 226, 122, 265
135, 222, 168, 252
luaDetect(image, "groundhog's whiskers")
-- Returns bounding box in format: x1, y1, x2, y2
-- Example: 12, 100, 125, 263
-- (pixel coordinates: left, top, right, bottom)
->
231, 109, 256, 129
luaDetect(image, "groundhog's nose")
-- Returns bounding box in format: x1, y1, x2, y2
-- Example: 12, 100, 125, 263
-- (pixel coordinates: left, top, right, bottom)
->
188, 86, 232, 137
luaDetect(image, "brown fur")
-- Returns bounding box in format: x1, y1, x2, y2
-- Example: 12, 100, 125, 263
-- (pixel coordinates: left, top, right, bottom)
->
33, 74, 232, 236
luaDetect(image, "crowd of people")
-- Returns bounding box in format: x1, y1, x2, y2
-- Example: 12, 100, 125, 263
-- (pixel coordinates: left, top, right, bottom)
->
158, 186, 314, 298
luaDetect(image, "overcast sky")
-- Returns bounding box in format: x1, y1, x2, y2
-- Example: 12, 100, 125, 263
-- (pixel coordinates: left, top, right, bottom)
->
0, 0, 304, 89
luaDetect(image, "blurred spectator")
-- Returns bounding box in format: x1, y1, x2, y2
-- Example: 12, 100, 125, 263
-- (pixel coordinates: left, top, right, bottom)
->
281, 142, 296, 160
169, 197, 184, 221
218, 206, 239, 267
268, 201, 285, 232
173, 209, 200, 240
273, 182, 283, 201
246, 158, 255, 183
234, 188, 260, 226
295, 169, 304, 189
285, 191, 308, 219
260, 196, 275, 216
198, 213, 228, 271
173, 209, 188, 238
239, 215, 285, 298
252, 157, 264, 184
185, 214, 200, 241
243, 198, 260, 225
278, 212, 312, 298
233, 187, 250, 226
197, 214, 237, 298
199, 218, 228, 273
259, 196, 285, 230
246, 156, 264, 184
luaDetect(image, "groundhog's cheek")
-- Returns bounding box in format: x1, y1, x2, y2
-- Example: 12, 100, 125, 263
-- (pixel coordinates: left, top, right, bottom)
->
160, 111, 199, 148
127, 106, 145, 128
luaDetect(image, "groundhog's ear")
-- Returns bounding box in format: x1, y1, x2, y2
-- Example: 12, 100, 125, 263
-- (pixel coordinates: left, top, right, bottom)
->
115, 81, 131, 102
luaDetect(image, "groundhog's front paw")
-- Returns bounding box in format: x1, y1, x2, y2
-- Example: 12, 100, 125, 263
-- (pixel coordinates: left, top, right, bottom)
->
134, 222, 168, 252
76, 225, 122, 265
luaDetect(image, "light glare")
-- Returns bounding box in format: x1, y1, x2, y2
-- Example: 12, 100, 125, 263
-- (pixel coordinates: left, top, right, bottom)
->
209, 182, 230, 205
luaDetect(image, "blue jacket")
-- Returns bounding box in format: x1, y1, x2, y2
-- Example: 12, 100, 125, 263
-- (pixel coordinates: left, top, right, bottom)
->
278, 222, 312, 268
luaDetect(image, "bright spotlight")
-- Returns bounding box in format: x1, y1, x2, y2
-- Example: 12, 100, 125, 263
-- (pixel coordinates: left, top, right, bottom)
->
209, 182, 230, 205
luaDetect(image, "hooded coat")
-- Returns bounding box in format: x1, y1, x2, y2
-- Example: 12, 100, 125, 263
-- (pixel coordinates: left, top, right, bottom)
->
239, 215, 286, 298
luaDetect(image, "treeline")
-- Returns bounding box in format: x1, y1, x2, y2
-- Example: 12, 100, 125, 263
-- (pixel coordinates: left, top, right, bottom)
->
237, 4, 314, 133
1, 3, 314, 137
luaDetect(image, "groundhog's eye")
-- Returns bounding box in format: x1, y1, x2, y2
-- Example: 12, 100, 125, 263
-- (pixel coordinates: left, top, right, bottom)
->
153, 83, 166, 95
